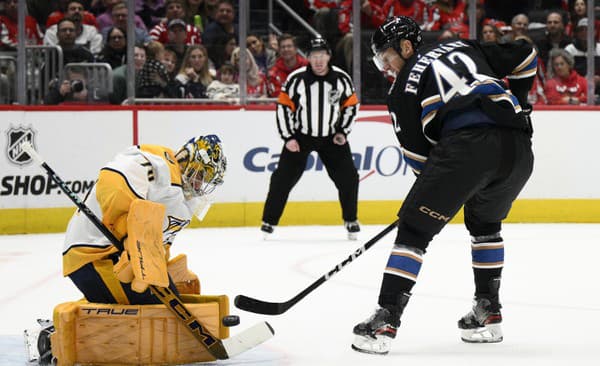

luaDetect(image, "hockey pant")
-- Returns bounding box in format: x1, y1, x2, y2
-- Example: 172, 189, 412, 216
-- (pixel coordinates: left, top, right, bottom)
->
262, 134, 359, 225
379, 126, 533, 307
68, 253, 180, 305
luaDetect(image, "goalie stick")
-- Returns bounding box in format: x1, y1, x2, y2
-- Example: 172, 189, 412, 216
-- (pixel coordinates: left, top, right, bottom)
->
235, 220, 399, 315
21, 142, 273, 360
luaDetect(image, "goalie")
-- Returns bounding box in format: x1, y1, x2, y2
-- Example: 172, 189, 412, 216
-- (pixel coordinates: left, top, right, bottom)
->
25, 134, 274, 365
62, 134, 226, 304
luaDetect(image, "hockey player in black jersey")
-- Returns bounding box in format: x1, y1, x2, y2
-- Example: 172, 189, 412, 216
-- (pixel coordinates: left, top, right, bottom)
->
352, 16, 537, 354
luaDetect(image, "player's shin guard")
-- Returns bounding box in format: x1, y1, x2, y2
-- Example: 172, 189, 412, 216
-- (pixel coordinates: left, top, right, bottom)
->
352, 244, 422, 355
459, 233, 504, 343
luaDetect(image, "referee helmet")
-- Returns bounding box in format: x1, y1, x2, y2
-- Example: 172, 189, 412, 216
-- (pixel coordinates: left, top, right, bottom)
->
308, 36, 331, 55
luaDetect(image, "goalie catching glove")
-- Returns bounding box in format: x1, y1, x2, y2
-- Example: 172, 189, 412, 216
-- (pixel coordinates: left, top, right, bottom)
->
113, 199, 169, 293
168, 254, 201, 294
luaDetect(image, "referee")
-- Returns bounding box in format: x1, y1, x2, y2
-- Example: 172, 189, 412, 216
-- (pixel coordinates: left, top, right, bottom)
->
261, 37, 361, 240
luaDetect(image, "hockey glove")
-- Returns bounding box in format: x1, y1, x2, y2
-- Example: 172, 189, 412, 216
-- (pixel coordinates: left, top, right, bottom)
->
114, 251, 135, 284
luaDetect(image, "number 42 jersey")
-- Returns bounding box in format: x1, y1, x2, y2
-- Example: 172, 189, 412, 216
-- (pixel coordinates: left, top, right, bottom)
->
388, 39, 537, 174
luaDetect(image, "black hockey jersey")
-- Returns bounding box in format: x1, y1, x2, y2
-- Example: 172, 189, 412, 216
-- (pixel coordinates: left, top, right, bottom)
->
388, 39, 537, 174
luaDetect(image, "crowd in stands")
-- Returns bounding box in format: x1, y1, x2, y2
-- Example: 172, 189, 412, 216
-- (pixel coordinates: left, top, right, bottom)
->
0, 0, 599, 105
291, 0, 600, 105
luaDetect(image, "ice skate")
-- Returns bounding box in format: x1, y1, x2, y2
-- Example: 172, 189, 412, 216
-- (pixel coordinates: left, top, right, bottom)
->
24, 319, 55, 365
352, 306, 398, 355
458, 297, 503, 343
352, 293, 409, 355
344, 220, 360, 240
261, 222, 274, 239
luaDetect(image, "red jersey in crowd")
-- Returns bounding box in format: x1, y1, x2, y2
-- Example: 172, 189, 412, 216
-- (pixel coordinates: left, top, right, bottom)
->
425, 0, 466, 31
382, 0, 428, 26
338, 0, 386, 33
527, 62, 548, 105
527, 74, 548, 105
246, 72, 269, 98
450, 18, 506, 39
149, 22, 202, 45
0, 15, 42, 49
267, 55, 309, 97
544, 69, 588, 105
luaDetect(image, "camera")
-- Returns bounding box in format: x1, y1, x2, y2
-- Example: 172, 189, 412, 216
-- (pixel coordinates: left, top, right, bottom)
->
70, 79, 84, 93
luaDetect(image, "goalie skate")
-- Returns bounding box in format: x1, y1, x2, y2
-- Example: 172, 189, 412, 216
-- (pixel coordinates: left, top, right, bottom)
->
458, 297, 503, 343
24, 319, 55, 365
351, 307, 398, 355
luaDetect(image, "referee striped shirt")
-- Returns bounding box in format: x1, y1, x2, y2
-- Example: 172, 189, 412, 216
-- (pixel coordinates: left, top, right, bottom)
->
276, 65, 359, 140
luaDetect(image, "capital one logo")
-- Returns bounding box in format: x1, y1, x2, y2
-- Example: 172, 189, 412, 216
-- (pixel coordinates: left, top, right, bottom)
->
243, 145, 408, 179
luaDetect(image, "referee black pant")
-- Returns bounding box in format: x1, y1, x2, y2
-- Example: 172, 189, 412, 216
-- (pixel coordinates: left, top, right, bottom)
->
262, 134, 359, 226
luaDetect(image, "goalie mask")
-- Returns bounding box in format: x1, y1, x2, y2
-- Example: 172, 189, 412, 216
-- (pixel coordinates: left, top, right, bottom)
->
176, 135, 226, 199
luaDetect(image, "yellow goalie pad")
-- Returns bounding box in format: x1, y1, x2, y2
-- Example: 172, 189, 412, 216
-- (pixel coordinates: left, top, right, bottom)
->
51, 295, 230, 366
124, 199, 168, 292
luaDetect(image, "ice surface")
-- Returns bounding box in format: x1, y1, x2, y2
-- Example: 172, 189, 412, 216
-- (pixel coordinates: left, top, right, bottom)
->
1, 224, 599, 365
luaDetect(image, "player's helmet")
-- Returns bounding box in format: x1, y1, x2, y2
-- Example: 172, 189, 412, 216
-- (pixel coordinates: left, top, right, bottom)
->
308, 36, 331, 55
371, 16, 422, 71
175, 135, 226, 199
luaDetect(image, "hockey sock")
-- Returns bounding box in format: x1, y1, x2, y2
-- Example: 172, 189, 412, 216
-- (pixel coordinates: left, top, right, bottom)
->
378, 244, 423, 308
471, 233, 504, 295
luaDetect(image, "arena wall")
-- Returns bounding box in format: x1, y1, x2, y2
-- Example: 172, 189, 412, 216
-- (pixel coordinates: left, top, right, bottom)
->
1, 105, 599, 234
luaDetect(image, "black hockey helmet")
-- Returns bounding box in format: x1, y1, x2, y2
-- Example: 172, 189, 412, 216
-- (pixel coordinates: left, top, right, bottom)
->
371, 16, 422, 57
308, 36, 331, 55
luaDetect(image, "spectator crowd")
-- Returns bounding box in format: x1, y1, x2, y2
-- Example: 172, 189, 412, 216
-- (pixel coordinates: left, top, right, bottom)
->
0, 0, 599, 105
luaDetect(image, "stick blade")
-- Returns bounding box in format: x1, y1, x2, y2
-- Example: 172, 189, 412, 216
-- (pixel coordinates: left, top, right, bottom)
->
221, 321, 275, 358
234, 295, 288, 315
19, 141, 42, 164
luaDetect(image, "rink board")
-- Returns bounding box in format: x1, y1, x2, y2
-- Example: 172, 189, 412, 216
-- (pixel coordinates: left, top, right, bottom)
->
1, 106, 600, 233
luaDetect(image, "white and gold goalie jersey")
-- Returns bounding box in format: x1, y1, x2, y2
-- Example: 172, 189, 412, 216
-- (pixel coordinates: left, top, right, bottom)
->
63, 145, 193, 277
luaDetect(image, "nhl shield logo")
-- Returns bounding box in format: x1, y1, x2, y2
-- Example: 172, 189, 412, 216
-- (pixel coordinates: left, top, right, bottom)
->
328, 89, 341, 104
6, 126, 35, 165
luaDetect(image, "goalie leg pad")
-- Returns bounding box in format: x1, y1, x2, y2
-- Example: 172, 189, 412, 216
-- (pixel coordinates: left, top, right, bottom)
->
51, 295, 230, 365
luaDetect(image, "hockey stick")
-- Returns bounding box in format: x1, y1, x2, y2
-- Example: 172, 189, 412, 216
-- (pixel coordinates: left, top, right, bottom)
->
21, 142, 273, 360
235, 219, 399, 315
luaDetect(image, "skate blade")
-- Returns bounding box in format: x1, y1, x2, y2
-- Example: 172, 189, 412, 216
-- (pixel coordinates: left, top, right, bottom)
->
460, 324, 503, 343
351, 334, 391, 355
23, 328, 40, 362
347, 232, 358, 241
